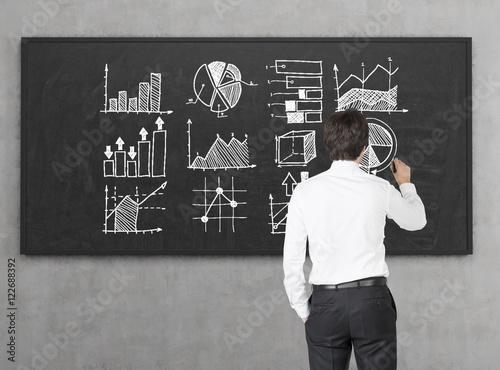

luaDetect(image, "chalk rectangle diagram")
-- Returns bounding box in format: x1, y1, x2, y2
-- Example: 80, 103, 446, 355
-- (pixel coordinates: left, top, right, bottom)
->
285, 76, 322, 89
139, 82, 150, 112
115, 151, 126, 177
150, 73, 161, 112
152, 130, 167, 177
268, 60, 323, 124
118, 91, 127, 112
103, 160, 114, 177
138, 141, 151, 177
103, 117, 166, 178
275, 130, 316, 167
273, 60, 323, 75
127, 161, 137, 177
109, 98, 117, 111
129, 97, 137, 112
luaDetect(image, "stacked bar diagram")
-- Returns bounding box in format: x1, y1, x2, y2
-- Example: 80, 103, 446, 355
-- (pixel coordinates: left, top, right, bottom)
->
267, 60, 323, 123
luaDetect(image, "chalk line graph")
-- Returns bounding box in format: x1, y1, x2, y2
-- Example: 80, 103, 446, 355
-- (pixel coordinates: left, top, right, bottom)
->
192, 177, 247, 232
275, 130, 316, 167
103, 181, 167, 234
269, 171, 308, 234
186, 119, 255, 170
101, 64, 173, 115
267, 60, 323, 123
359, 118, 397, 175
186, 61, 257, 118
334, 57, 408, 113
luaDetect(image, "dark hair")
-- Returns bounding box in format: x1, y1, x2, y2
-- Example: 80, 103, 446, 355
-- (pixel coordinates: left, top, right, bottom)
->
323, 109, 369, 161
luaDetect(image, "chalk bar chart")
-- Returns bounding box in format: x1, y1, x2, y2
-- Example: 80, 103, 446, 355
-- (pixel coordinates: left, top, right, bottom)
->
103, 117, 167, 178
101, 64, 173, 115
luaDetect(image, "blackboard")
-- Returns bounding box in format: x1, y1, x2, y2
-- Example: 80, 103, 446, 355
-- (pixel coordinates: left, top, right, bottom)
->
21, 37, 472, 255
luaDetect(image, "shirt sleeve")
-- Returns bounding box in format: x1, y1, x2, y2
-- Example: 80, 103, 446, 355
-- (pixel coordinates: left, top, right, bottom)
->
283, 185, 310, 319
387, 182, 427, 231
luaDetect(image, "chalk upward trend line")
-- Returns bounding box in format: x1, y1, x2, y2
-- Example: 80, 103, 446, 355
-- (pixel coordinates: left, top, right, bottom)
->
103, 181, 167, 234
334, 58, 408, 113
337, 64, 399, 90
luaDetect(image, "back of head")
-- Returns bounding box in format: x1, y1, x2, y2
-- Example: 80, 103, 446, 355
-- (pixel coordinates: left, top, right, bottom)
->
323, 109, 369, 161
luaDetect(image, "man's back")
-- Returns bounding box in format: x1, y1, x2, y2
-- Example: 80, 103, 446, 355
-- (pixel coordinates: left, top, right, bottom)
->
288, 159, 427, 285
283, 109, 426, 370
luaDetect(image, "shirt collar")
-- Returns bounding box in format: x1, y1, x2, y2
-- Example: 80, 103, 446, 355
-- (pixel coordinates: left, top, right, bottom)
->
329, 160, 363, 173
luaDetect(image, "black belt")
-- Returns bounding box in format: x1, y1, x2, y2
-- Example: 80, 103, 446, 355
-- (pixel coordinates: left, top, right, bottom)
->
312, 277, 387, 291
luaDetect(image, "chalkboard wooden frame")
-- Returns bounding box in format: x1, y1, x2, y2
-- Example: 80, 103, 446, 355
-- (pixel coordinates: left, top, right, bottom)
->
21, 37, 472, 255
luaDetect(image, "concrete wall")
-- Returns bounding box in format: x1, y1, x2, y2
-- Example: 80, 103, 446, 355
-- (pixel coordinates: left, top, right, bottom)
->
0, 1, 498, 369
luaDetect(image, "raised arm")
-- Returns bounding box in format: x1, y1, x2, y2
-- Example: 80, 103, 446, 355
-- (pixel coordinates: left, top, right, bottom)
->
388, 158, 427, 231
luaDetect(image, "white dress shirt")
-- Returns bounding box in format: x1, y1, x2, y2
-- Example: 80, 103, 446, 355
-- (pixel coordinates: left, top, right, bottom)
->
283, 160, 427, 318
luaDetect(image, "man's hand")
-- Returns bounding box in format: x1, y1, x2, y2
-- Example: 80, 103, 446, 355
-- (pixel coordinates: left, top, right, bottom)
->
302, 317, 308, 324
391, 157, 411, 186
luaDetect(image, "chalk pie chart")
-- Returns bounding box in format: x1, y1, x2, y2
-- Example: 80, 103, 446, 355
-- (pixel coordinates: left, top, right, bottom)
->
192, 61, 243, 114
359, 117, 397, 175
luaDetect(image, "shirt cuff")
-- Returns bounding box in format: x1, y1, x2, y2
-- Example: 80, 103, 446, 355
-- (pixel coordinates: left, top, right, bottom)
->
294, 301, 310, 319
399, 182, 417, 196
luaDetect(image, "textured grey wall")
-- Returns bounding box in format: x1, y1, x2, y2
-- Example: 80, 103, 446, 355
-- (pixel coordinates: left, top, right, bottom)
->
0, 0, 498, 369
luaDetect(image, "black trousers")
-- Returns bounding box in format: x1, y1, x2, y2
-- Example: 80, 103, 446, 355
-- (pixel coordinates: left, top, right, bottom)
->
305, 285, 397, 370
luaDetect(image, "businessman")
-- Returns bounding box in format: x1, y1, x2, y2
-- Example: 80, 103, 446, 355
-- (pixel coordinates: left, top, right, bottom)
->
283, 108, 426, 370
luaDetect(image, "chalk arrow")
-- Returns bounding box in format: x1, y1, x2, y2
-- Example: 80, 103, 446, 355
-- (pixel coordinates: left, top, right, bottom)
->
139, 128, 148, 141
128, 146, 137, 160
282, 172, 298, 197
371, 169, 377, 175
116, 137, 125, 151
104, 145, 113, 159
333, 64, 338, 72
156, 117, 165, 130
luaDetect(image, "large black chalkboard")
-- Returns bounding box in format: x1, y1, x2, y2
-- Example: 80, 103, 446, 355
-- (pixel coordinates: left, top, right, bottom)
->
21, 37, 472, 255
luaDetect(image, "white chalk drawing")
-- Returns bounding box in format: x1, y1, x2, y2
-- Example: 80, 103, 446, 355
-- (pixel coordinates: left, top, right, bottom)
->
103, 181, 167, 234
359, 118, 397, 175
186, 119, 255, 170
275, 130, 316, 167
334, 58, 407, 113
186, 61, 257, 118
101, 64, 173, 115
267, 60, 323, 123
192, 177, 247, 232
269, 171, 309, 234
103, 117, 167, 178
